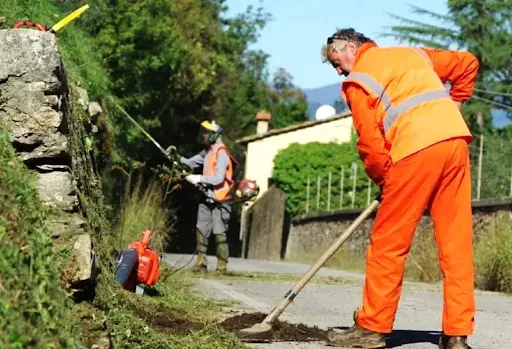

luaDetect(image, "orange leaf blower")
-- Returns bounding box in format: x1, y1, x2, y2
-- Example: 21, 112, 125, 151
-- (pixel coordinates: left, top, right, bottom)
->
115, 229, 162, 294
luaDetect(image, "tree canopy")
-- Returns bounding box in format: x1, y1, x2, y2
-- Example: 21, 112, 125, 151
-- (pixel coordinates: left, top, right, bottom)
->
71, 0, 308, 166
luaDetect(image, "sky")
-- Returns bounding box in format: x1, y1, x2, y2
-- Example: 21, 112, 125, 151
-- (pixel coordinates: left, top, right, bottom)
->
225, 0, 449, 89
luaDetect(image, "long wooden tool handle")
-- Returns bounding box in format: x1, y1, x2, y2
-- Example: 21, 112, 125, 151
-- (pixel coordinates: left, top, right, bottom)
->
263, 198, 381, 324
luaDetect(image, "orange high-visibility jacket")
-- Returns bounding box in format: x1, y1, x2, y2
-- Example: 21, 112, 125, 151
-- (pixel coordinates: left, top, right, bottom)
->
204, 144, 234, 201
341, 43, 478, 186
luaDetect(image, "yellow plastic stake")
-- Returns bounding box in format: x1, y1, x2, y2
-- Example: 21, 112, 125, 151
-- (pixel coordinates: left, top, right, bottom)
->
50, 4, 90, 33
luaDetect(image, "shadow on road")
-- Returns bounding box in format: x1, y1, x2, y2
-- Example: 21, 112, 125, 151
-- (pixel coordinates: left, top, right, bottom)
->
330, 327, 441, 348
385, 329, 441, 348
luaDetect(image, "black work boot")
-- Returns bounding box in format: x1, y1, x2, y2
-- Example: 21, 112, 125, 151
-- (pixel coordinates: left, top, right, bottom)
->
325, 309, 386, 348
214, 234, 229, 274
192, 230, 208, 273
439, 334, 472, 349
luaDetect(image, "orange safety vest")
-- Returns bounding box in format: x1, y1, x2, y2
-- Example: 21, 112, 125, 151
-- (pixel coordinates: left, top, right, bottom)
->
341, 45, 473, 163
204, 143, 235, 202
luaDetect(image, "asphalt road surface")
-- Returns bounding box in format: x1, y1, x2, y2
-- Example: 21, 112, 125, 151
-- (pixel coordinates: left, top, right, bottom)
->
165, 254, 512, 348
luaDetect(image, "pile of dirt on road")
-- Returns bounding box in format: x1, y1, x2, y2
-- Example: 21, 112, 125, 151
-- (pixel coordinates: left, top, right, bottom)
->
219, 312, 327, 342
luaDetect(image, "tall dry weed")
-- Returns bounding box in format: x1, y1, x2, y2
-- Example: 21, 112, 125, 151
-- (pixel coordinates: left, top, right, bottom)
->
113, 169, 172, 253
474, 212, 512, 293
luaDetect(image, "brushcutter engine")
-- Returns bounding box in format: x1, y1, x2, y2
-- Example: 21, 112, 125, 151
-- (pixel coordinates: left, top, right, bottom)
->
115, 229, 162, 294
233, 178, 260, 202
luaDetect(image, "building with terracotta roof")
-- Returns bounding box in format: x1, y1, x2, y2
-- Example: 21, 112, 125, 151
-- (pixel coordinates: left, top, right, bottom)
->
236, 110, 354, 198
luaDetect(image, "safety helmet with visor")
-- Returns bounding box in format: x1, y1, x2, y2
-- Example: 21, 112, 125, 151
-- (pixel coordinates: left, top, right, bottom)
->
197, 120, 223, 146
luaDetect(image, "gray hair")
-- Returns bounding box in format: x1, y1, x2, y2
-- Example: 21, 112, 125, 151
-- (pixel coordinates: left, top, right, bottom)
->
320, 39, 349, 63
321, 28, 374, 63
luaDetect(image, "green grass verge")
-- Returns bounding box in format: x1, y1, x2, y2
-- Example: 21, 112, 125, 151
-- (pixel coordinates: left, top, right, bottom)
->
91, 267, 247, 349
0, 129, 249, 348
0, 130, 85, 349
111, 170, 171, 254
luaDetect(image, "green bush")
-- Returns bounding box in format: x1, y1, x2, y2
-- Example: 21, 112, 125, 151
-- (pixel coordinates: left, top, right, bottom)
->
0, 130, 84, 349
271, 133, 379, 216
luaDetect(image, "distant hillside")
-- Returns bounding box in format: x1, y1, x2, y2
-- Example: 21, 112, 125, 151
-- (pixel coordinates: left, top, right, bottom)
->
302, 83, 343, 118
303, 83, 340, 106
302, 82, 511, 127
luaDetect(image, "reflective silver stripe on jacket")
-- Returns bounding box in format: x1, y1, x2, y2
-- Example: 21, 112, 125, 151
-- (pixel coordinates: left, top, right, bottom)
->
412, 47, 433, 67
345, 72, 450, 133
385, 90, 449, 132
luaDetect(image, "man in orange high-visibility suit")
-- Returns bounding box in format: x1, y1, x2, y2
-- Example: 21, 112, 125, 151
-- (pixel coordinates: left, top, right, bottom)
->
320, 28, 479, 349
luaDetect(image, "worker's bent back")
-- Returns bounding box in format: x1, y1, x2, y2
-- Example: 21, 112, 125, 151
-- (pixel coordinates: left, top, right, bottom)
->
341, 45, 473, 164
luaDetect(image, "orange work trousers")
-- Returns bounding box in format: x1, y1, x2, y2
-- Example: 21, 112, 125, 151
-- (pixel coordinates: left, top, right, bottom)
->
356, 137, 475, 336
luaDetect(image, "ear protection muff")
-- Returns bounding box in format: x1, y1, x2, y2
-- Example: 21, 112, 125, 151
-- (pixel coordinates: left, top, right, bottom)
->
208, 127, 223, 143
208, 132, 218, 143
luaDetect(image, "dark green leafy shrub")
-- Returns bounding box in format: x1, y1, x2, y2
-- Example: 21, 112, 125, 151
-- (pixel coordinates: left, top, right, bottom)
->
272, 133, 379, 216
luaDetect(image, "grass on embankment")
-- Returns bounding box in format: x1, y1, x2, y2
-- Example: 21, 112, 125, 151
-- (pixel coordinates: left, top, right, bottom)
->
88, 269, 246, 349
474, 215, 512, 293
288, 212, 512, 294
110, 167, 171, 253
0, 130, 85, 348
0, 138, 249, 348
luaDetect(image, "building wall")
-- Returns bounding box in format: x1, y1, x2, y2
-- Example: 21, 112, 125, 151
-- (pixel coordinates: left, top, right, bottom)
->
245, 116, 354, 197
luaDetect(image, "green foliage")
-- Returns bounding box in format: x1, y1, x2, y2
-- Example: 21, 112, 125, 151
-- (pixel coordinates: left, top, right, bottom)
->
272, 132, 379, 216
0, 130, 85, 349
0, 0, 109, 99
381, 1, 512, 131
77, 0, 306, 168
403, 212, 512, 290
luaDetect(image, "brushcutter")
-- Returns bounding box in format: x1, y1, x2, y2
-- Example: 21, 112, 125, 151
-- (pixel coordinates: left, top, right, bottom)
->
235, 195, 381, 342
109, 97, 260, 204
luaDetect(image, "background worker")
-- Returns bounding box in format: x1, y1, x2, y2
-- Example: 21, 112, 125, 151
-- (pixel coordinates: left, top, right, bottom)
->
167, 120, 235, 274
320, 28, 479, 349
